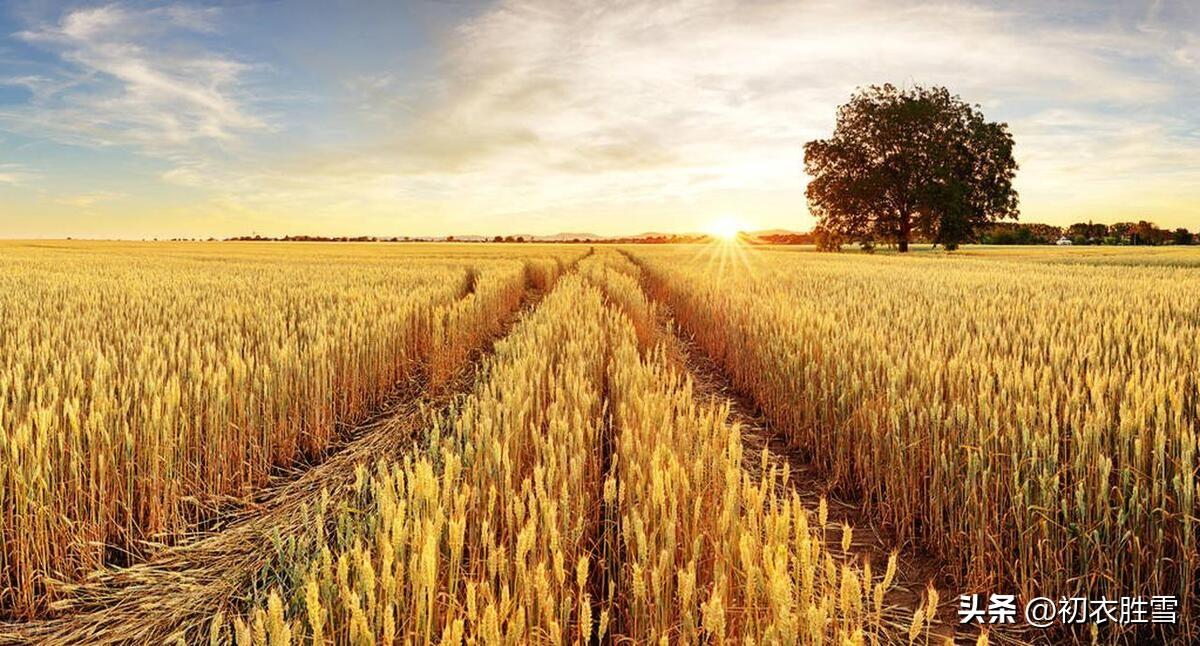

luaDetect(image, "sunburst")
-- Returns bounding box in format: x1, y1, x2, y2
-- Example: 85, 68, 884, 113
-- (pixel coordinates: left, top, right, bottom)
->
705, 215, 744, 242
690, 216, 761, 281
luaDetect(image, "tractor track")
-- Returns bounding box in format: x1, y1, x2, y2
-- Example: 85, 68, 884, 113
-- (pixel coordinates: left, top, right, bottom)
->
0, 278, 551, 646
618, 249, 1029, 645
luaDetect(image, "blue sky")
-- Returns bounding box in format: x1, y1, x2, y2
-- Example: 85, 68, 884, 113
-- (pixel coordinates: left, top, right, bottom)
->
1, 0, 1197, 238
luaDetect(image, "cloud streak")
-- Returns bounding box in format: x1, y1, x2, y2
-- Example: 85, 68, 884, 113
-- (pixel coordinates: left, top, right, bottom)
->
1, 0, 1197, 237
0, 162, 39, 186
3, 3, 263, 150
326, 0, 1199, 228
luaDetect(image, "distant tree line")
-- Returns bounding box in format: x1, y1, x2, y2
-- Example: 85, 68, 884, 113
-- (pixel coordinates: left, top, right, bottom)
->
759, 221, 1195, 249
226, 234, 407, 242
979, 220, 1194, 246
485, 234, 707, 244
220, 234, 709, 244
757, 233, 817, 245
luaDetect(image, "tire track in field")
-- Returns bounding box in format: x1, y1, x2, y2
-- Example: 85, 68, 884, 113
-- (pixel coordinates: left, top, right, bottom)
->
615, 249, 1025, 645
0, 271, 555, 646
665, 327, 966, 641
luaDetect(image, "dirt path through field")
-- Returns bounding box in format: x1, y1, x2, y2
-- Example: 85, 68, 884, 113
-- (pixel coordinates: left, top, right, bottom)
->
666, 326, 965, 639
0, 278, 551, 646
616, 251, 1011, 645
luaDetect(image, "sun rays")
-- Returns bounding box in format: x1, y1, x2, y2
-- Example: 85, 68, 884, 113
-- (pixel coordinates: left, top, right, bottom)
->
705, 215, 744, 241
691, 218, 762, 281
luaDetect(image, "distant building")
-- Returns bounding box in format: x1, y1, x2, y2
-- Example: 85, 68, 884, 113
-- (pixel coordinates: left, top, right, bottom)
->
1056, 236, 1074, 246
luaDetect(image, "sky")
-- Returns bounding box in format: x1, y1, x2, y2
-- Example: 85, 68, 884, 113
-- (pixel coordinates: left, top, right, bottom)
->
0, 0, 1197, 239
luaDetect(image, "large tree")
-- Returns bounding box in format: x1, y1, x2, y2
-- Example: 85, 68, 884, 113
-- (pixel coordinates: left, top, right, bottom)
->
804, 84, 1019, 251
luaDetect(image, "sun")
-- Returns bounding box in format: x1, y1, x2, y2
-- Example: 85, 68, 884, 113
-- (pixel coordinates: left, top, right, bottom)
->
705, 215, 744, 241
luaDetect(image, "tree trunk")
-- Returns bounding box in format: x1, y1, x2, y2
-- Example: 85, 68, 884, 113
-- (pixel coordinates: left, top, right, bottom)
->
898, 238, 909, 252
898, 213, 911, 252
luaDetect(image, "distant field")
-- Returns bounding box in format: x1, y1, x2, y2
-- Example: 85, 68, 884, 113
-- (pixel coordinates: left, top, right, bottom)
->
1, 241, 1195, 644
939, 244, 1200, 266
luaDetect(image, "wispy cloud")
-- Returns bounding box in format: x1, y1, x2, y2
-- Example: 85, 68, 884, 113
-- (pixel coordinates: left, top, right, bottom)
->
314, 0, 1199, 227
3, 3, 263, 150
0, 163, 39, 185
2, 0, 1197, 237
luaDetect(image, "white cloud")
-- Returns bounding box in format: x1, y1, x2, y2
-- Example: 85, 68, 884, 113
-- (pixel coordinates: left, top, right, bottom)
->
6, 0, 1198, 235
5, 3, 262, 149
311, 0, 1197, 226
0, 163, 39, 186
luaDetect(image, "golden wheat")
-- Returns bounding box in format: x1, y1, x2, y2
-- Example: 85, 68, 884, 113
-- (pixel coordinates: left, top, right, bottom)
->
225, 273, 612, 644
0, 241, 572, 616
226, 252, 895, 644
633, 244, 1200, 637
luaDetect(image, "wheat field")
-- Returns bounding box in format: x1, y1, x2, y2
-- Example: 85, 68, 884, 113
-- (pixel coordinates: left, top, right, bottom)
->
634, 243, 1200, 641
1, 241, 1195, 644
0, 242, 566, 616
222, 253, 893, 645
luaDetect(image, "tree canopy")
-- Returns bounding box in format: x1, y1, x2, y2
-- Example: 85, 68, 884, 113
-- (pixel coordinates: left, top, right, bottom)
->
804, 84, 1019, 251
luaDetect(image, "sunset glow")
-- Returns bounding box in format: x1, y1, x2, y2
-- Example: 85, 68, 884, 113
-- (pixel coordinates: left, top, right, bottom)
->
706, 216, 744, 241
0, 1, 1197, 238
